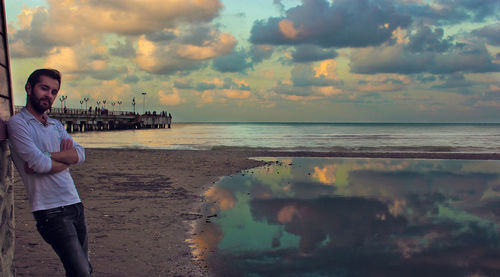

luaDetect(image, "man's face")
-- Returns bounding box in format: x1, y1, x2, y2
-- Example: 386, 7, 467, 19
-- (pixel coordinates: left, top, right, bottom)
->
27, 75, 60, 114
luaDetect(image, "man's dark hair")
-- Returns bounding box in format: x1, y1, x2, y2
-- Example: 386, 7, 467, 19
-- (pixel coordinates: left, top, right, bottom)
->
27, 68, 61, 88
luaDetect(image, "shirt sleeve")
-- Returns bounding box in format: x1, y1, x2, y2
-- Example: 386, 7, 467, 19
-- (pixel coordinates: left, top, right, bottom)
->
59, 121, 85, 164
7, 116, 52, 173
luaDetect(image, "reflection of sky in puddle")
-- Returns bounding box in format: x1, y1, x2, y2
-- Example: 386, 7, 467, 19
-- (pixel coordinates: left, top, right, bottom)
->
191, 158, 500, 276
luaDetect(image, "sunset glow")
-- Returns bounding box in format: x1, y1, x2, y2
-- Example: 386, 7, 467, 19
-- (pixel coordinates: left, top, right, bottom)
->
5, 0, 500, 122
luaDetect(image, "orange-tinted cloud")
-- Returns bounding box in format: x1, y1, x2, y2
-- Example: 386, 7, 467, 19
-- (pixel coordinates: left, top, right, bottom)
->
135, 29, 236, 74
279, 19, 302, 39
158, 88, 183, 106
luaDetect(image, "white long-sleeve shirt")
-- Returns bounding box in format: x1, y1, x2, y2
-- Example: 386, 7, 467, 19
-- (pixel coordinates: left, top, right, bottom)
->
8, 108, 85, 212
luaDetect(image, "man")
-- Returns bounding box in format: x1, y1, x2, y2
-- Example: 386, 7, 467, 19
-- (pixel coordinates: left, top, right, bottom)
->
7, 69, 92, 277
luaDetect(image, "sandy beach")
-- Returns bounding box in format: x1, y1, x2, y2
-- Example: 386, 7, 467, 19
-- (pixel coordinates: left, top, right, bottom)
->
12, 149, 500, 276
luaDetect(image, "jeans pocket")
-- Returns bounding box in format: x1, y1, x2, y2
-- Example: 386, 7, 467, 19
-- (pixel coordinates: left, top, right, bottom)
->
36, 215, 77, 245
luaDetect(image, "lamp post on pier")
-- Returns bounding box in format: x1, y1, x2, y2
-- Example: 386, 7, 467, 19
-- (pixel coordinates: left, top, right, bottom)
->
132, 98, 136, 114
117, 101, 122, 111
141, 92, 147, 114
111, 102, 115, 112
83, 97, 89, 110
102, 100, 106, 109
96, 101, 101, 115
59, 95, 67, 109
80, 100, 83, 109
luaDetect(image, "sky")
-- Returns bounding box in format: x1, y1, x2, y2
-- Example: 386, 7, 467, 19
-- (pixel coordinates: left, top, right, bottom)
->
4, 0, 500, 122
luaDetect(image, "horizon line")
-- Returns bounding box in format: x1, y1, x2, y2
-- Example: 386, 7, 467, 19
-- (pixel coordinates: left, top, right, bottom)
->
173, 121, 500, 124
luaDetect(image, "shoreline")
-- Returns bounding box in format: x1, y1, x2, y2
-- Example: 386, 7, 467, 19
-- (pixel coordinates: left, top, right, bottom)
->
13, 149, 500, 276
251, 150, 500, 160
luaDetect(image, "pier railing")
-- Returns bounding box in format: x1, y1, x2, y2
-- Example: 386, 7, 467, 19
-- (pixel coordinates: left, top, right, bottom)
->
14, 106, 172, 132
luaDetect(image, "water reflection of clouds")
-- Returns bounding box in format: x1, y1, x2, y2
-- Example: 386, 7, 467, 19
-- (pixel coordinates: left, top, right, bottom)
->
312, 164, 337, 184
251, 197, 407, 255
204, 186, 237, 211
188, 222, 224, 261
198, 158, 500, 276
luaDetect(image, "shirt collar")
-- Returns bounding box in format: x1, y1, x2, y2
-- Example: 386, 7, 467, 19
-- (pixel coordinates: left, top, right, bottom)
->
21, 107, 56, 126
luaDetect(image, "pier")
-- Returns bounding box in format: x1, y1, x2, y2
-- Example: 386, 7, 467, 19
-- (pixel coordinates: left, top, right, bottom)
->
14, 106, 172, 132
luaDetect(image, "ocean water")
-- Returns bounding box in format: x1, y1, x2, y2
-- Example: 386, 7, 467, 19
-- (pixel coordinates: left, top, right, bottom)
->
192, 157, 500, 276
70, 122, 500, 153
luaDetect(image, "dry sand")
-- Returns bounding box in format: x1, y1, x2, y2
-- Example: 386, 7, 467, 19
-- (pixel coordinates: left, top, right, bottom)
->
13, 149, 500, 276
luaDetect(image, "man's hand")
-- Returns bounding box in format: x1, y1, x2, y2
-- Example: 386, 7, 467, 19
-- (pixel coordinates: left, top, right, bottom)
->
60, 138, 73, 151
50, 139, 79, 165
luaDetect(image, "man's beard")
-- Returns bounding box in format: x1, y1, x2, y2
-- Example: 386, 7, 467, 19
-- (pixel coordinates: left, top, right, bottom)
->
29, 93, 52, 114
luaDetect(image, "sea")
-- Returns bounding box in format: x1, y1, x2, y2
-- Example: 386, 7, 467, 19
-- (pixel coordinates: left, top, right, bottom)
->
70, 122, 500, 153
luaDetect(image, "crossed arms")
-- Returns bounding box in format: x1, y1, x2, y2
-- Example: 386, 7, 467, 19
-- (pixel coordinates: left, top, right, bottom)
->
24, 138, 79, 174
8, 115, 85, 175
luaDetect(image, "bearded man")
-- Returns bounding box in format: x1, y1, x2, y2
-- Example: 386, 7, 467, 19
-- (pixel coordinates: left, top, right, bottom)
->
7, 69, 92, 277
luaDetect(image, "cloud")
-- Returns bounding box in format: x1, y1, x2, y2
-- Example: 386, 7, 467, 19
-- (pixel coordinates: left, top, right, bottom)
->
356, 74, 412, 92
173, 78, 194, 89
134, 26, 236, 74
350, 39, 500, 75
51, 0, 222, 36
88, 66, 128, 81
123, 74, 140, 84
68, 79, 131, 101
212, 49, 253, 73
9, 0, 223, 58
42, 42, 127, 82
158, 88, 182, 106
472, 24, 500, 46
223, 89, 251, 99
194, 77, 252, 102
415, 74, 437, 83
250, 0, 412, 48
432, 73, 473, 89
145, 30, 177, 42
8, 6, 77, 58
109, 39, 137, 58
398, 0, 500, 24
272, 61, 343, 100
292, 45, 338, 63
196, 81, 218, 91
273, 83, 341, 100
177, 35, 236, 60
474, 85, 500, 107
407, 26, 452, 53
287, 61, 342, 88
44, 47, 81, 74
249, 45, 274, 63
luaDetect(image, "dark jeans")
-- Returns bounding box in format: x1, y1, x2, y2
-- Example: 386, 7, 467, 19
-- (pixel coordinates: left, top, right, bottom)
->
33, 202, 92, 277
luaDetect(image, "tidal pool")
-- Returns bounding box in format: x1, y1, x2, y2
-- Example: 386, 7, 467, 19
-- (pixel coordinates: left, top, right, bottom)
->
190, 158, 500, 276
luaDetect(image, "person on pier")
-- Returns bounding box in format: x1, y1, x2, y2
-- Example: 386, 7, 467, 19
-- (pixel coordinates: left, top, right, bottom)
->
7, 69, 92, 276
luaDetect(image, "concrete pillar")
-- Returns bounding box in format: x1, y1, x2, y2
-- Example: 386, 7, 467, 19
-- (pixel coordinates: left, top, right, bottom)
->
1, 2, 16, 274
0, 140, 15, 276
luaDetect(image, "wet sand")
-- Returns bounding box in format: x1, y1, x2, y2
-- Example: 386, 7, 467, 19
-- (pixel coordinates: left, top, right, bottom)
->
13, 149, 500, 276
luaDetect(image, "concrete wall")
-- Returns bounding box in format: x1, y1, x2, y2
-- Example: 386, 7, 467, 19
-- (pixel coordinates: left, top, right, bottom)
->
0, 0, 15, 275
0, 140, 14, 276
